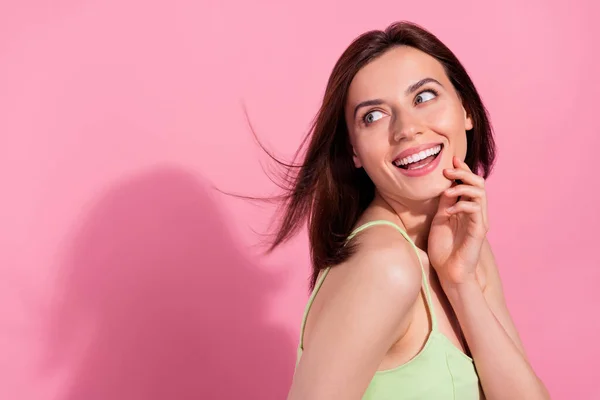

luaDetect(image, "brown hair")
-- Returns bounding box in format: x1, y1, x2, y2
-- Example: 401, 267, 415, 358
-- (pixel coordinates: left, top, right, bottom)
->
261, 21, 496, 289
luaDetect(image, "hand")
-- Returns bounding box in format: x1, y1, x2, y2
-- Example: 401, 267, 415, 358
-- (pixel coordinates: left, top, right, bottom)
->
428, 156, 489, 287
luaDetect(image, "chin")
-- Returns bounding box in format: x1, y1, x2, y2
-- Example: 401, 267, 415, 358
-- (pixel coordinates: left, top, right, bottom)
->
389, 167, 453, 200
409, 180, 451, 201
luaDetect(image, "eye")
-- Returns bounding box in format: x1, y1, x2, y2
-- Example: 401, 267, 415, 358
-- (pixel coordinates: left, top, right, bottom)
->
415, 89, 438, 105
363, 110, 384, 125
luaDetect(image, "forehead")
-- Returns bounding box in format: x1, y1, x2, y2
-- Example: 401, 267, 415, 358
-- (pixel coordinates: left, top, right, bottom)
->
347, 46, 448, 103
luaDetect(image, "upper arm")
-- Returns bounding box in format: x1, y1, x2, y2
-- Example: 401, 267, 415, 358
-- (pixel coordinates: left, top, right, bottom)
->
288, 231, 422, 400
480, 238, 529, 358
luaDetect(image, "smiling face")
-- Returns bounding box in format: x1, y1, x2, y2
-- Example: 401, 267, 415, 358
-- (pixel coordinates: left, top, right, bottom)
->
345, 45, 473, 202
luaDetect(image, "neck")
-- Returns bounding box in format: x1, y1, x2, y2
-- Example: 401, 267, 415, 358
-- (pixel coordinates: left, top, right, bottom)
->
373, 191, 440, 250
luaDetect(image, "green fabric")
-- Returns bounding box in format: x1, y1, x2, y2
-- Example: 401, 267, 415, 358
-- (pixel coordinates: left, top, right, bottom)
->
296, 220, 481, 399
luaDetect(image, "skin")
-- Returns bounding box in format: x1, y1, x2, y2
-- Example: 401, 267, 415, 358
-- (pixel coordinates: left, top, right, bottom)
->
287, 46, 550, 399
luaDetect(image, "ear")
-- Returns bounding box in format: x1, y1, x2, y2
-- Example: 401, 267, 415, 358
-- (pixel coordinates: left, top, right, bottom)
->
352, 148, 362, 168
463, 106, 473, 131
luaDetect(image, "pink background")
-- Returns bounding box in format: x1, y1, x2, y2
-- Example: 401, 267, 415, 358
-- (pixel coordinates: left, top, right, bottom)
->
1, 1, 598, 399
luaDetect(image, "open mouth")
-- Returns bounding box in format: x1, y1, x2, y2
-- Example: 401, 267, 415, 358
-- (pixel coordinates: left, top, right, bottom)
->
393, 144, 443, 170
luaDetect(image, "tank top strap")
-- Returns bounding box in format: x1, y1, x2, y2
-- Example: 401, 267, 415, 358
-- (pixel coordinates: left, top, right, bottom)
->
299, 219, 439, 351
348, 220, 438, 330
299, 266, 331, 350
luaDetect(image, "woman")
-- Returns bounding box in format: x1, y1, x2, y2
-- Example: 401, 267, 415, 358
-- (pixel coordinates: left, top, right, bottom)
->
264, 21, 550, 399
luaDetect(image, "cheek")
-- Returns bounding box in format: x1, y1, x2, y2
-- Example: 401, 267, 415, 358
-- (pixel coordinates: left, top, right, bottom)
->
354, 133, 390, 167
424, 106, 467, 148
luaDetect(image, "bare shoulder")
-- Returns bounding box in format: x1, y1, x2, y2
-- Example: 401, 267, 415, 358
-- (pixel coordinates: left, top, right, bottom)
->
344, 222, 424, 298
290, 223, 425, 398
310, 221, 424, 339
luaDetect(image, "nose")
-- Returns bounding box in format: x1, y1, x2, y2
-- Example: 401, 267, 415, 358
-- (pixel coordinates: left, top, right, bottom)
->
392, 111, 423, 142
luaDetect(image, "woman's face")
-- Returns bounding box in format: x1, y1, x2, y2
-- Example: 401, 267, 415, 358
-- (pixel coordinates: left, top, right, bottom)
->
344, 45, 472, 202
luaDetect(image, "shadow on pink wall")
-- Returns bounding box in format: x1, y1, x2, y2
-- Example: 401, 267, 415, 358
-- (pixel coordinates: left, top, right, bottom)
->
42, 166, 294, 399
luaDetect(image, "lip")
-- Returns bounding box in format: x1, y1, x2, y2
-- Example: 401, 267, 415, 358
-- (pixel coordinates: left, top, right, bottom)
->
394, 145, 444, 178
393, 142, 444, 164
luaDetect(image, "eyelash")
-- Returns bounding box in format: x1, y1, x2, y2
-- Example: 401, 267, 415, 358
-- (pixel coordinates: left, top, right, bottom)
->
360, 88, 439, 126
415, 88, 439, 104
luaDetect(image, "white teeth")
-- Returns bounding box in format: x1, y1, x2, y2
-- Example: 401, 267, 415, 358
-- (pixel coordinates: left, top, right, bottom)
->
394, 145, 442, 167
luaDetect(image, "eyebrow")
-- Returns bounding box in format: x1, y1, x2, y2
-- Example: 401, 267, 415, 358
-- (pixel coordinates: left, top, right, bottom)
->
405, 77, 442, 96
352, 77, 443, 119
353, 99, 385, 119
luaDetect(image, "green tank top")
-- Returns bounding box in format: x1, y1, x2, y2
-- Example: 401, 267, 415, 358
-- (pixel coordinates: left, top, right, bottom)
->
296, 220, 482, 399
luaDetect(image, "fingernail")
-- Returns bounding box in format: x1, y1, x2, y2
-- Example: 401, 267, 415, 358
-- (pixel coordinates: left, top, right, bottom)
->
446, 206, 455, 212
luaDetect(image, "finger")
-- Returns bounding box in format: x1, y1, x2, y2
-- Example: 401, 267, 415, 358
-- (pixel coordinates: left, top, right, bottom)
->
446, 200, 481, 214
443, 168, 485, 188
446, 201, 484, 227
436, 187, 459, 215
447, 199, 488, 231
453, 156, 472, 172
445, 184, 489, 228
444, 185, 485, 201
